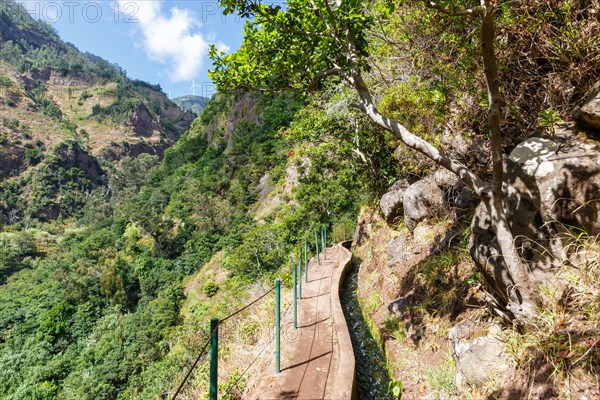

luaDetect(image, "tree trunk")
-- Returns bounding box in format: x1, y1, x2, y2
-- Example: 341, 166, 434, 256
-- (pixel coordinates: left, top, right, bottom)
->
484, 193, 538, 320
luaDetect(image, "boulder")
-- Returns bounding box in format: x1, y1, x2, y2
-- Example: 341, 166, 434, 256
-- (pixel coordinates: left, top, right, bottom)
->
431, 168, 460, 188
380, 189, 407, 223
449, 320, 511, 390
573, 81, 600, 130
470, 128, 600, 294
403, 178, 444, 230
380, 179, 409, 222
381, 169, 461, 229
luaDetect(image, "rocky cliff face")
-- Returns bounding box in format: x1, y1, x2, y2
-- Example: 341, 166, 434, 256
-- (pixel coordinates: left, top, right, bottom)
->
471, 128, 600, 293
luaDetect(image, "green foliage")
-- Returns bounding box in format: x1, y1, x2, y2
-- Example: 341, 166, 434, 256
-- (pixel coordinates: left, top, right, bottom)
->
2, 118, 19, 129
538, 108, 562, 135
202, 280, 219, 297
0, 0, 122, 79
0, 73, 13, 87
91, 81, 139, 124
224, 222, 290, 280
41, 100, 62, 121
24, 147, 42, 165
425, 353, 456, 399
0, 89, 311, 398
388, 379, 403, 399
211, 0, 379, 90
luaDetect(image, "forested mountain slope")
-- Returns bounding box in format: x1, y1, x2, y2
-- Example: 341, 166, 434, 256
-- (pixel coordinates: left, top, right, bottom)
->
0, 0, 194, 223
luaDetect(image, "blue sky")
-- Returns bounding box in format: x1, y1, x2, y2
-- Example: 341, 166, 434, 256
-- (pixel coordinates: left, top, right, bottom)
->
18, 0, 247, 98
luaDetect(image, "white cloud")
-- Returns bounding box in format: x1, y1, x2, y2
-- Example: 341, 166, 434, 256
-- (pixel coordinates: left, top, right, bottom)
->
120, 1, 210, 82
215, 41, 231, 53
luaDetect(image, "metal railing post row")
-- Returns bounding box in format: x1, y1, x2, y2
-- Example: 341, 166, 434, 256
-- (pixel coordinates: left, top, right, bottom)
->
209, 318, 218, 400
333, 222, 337, 244
321, 225, 326, 260
275, 279, 281, 374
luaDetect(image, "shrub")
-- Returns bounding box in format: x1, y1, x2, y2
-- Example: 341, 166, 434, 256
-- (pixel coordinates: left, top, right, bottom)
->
202, 280, 219, 297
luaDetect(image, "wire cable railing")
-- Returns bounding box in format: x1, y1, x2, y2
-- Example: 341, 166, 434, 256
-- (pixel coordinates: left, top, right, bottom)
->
170, 220, 356, 400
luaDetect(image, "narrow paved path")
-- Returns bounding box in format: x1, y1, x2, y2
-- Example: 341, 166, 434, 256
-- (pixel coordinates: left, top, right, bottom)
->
251, 245, 354, 400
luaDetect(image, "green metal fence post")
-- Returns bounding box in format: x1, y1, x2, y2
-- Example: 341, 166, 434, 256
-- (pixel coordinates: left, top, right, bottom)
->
315, 230, 320, 265
298, 249, 302, 299
322, 225, 326, 260
343, 222, 347, 241
351, 221, 355, 239
333, 222, 337, 244
304, 238, 308, 282
293, 264, 297, 329
209, 318, 218, 400
275, 279, 281, 374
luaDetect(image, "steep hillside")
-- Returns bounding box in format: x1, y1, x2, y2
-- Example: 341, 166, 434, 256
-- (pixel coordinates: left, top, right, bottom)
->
0, 0, 194, 223
209, 0, 600, 398
0, 90, 308, 399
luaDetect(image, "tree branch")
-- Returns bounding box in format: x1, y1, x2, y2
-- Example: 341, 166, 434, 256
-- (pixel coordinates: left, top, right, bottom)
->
307, 68, 345, 91
347, 71, 488, 196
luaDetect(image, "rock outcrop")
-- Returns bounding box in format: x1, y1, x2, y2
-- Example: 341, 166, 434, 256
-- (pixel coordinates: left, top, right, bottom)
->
470, 127, 600, 296
129, 102, 159, 136
380, 184, 408, 222
380, 169, 461, 228
403, 169, 459, 229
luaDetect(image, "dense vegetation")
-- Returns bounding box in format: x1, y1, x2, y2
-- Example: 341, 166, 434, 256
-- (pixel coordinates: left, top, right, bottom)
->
0, 0, 121, 78
0, 0, 194, 225
1, 0, 598, 398
211, 0, 599, 319
0, 84, 395, 398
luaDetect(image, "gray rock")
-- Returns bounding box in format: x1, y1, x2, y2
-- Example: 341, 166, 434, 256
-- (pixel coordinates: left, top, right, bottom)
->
380, 189, 406, 223
387, 235, 408, 266
381, 169, 462, 228
432, 168, 459, 188
573, 81, 600, 129
449, 320, 510, 390
403, 178, 444, 230
388, 178, 410, 192
387, 298, 409, 319
470, 128, 600, 295
387, 288, 415, 319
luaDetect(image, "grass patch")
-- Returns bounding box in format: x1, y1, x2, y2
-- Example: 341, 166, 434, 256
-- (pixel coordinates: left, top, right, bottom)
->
425, 352, 456, 399
0, 73, 12, 87
505, 231, 600, 390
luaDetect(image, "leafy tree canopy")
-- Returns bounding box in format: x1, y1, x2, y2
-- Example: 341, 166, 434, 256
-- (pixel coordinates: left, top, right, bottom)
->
210, 0, 390, 91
